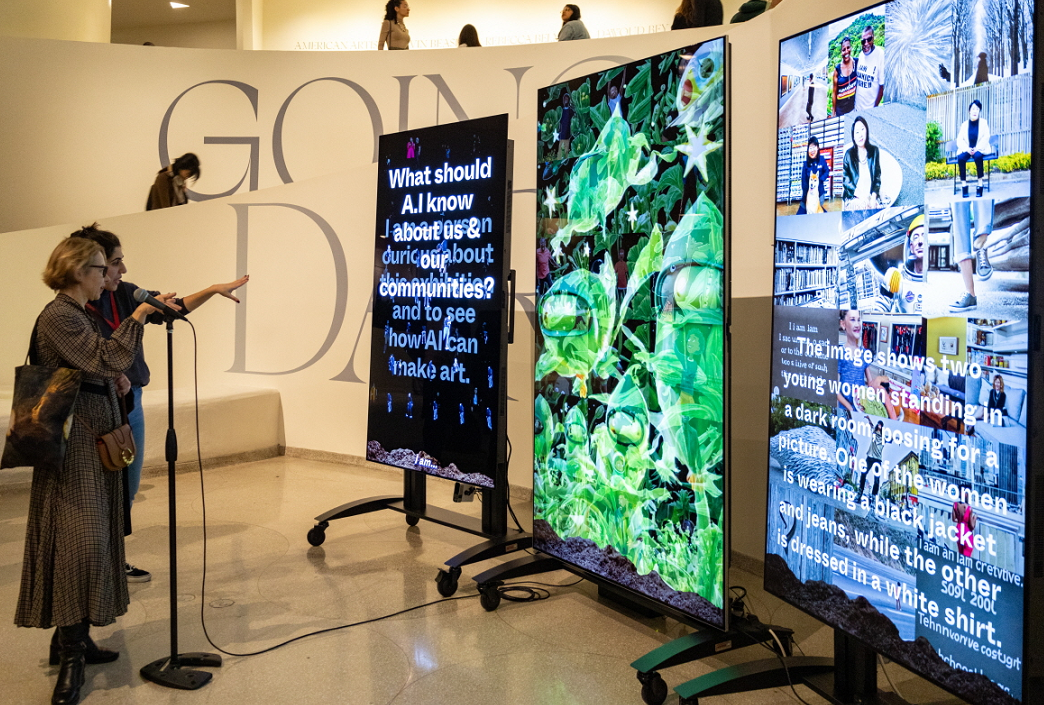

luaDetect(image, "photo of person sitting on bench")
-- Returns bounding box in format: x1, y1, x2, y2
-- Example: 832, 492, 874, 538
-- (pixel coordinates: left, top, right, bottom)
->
955, 99, 993, 199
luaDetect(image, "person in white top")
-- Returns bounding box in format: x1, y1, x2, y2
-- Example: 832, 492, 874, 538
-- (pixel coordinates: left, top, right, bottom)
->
955, 99, 994, 198
854, 25, 884, 111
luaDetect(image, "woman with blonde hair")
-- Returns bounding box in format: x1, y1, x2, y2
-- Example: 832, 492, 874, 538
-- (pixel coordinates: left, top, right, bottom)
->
671, 0, 723, 29
16, 235, 173, 705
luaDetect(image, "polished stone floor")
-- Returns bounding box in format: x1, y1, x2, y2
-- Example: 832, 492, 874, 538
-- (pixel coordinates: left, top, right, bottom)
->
0, 457, 962, 704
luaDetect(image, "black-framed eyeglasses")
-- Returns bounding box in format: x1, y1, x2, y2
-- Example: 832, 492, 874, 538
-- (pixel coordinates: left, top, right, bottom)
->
87, 265, 107, 275
862, 36, 873, 44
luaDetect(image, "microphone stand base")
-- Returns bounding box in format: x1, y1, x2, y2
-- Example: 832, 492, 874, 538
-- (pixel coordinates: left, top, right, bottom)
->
140, 653, 222, 690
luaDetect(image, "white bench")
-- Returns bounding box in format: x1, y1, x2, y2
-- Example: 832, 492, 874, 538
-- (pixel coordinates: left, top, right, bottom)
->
0, 385, 283, 489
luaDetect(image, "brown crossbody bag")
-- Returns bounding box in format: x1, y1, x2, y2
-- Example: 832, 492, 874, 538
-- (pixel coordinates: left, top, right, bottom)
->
78, 387, 136, 471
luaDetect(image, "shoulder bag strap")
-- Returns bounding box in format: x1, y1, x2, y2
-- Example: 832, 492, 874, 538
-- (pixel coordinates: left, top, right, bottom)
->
27, 318, 41, 366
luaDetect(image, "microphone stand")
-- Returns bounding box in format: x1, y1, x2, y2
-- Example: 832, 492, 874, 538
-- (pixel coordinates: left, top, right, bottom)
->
140, 316, 222, 689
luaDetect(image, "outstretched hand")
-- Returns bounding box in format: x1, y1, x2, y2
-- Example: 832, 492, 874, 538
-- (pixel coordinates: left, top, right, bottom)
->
215, 275, 249, 303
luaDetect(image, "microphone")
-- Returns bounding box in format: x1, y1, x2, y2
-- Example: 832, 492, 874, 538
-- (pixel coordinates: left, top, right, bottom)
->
133, 287, 187, 320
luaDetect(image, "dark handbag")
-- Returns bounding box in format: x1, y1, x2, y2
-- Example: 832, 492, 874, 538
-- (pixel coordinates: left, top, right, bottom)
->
1, 322, 83, 469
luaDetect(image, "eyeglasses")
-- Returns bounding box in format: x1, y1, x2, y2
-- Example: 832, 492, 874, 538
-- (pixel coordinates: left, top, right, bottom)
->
87, 265, 108, 276
862, 36, 874, 44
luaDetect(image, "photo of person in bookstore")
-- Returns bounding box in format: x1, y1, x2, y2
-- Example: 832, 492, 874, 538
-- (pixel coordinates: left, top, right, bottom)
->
775, 122, 845, 216
797, 136, 831, 214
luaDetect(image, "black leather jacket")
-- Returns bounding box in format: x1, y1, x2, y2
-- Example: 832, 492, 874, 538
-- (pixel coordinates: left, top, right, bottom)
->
842, 144, 881, 203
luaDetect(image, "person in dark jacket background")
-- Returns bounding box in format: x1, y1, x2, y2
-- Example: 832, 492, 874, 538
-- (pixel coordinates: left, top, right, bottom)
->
797, 137, 830, 215
145, 153, 199, 210
842, 116, 882, 210
671, 0, 723, 29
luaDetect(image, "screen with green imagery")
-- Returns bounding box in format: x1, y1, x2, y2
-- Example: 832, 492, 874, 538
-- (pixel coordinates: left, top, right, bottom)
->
534, 38, 730, 629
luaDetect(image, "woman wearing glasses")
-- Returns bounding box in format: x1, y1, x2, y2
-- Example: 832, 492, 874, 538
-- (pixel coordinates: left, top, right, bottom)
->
71, 225, 247, 584
16, 236, 168, 705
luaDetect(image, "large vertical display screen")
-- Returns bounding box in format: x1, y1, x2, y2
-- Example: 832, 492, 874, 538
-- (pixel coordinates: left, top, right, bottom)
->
534, 38, 729, 628
765, 3, 1034, 702
367, 114, 512, 489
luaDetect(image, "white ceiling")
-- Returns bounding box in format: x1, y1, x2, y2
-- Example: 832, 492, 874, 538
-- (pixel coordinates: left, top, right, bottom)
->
111, 0, 237, 29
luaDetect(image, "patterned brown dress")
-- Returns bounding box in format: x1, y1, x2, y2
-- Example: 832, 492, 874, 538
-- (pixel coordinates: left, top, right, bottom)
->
15, 293, 143, 629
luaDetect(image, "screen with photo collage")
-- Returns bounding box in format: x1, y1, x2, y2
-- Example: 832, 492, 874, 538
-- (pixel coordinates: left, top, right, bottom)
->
766, 2, 1033, 703
534, 38, 729, 629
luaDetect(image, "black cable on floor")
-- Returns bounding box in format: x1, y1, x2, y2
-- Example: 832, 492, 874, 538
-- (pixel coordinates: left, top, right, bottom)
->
726, 585, 814, 705
187, 338, 574, 658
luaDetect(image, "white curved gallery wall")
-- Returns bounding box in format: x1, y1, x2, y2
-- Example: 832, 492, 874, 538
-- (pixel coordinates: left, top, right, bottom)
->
0, 0, 871, 560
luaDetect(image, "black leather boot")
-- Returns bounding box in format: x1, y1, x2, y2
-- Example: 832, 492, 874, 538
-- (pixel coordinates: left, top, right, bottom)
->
52, 624, 88, 705
49, 628, 118, 665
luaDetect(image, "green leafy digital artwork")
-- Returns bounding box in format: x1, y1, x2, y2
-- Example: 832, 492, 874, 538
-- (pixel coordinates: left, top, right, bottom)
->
534, 39, 727, 614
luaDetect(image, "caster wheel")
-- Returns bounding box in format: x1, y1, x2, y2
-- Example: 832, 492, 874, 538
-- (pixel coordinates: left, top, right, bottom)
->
306, 523, 328, 546
478, 582, 502, 612
406, 514, 420, 526
436, 567, 461, 597
638, 670, 667, 705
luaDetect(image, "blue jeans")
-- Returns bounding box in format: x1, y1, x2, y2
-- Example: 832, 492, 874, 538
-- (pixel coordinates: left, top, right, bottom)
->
127, 386, 145, 508
950, 198, 994, 263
